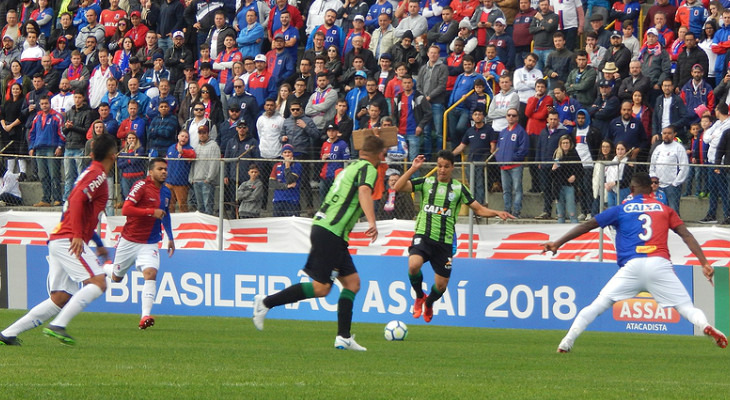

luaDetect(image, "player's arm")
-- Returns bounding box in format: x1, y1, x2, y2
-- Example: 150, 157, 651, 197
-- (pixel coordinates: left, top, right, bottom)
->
90, 232, 109, 261
122, 200, 166, 219
393, 154, 426, 192
541, 219, 600, 255
358, 184, 378, 242
673, 223, 714, 284
469, 201, 514, 220
162, 209, 175, 257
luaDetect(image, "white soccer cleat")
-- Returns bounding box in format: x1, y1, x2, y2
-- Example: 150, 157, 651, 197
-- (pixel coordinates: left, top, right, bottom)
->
557, 338, 572, 353
252, 294, 269, 331
334, 335, 367, 351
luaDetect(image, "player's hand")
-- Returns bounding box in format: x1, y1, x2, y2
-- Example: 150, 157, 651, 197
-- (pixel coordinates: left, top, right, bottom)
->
95, 246, 109, 262
540, 241, 559, 255
495, 211, 516, 220
168, 241, 175, 257
411, 154, 426, 170
69, 237, 84, 258
703, 263, 714, 285
152, 209, 166, 219
365, 223, 378, 242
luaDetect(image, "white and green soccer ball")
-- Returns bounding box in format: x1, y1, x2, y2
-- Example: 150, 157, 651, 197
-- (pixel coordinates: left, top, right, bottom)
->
384, 320, 408, 341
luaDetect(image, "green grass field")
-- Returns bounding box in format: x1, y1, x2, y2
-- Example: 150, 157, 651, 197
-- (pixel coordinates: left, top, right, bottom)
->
0, 310, 727, 400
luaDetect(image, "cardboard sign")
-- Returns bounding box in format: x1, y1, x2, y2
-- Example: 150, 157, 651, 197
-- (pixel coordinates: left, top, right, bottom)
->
352, 127, 399, 149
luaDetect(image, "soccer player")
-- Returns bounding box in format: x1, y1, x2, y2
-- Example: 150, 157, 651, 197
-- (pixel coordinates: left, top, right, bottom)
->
0, 134, 118, 346
393, 151, 514, 323
104, 158, 175, 330
252, 136, 385, 351
542, 172, 728, 353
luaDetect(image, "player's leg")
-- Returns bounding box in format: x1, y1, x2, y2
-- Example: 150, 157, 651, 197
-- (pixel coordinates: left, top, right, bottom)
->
333, 271, 366, 351
137, 243, 162, 329
105, 237, 137, 283
45, 240, 107, 344
646, 258, 727, 348
558, 260, 643, 352
423, 244, 452, 323
408, 235, 430, 319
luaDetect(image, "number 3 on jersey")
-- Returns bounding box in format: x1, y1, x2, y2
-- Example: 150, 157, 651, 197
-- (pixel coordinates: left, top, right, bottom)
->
638, 214, 652, 241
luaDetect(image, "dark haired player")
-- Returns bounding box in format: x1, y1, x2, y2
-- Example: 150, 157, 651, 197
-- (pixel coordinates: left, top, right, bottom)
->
542, 172, 727, 353
0, 135, 118, 346
394, 150, 514, 323
104, 158, 175, 330
253, 135, 386, 351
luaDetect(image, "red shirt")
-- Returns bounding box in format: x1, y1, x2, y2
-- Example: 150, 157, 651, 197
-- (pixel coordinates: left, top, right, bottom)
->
100, 9, 128, 38
50, 161, 108, 243
122, 176, 172, 244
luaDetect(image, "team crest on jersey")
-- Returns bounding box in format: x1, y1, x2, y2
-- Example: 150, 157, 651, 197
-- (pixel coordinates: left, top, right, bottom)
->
448, 191, 455, 201
630, 123, 635, 129
480, 133, 486, 139
511, 133, 517, 141
278, 60, 282, 65
260, 77, 265, 82
437, 186, 446, 195
524, 17, 531, 22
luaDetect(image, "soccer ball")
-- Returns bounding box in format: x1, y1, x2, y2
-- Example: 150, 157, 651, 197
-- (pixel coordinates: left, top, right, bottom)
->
384, 320, 408, 341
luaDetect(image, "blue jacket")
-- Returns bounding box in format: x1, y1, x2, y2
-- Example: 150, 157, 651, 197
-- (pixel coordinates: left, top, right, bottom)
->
681, 79, 714, 124
449, 73, 481, 108
147, 115, 179, 154
269, 51, 296, 87
28, 110, 65, 149
554, 97, 581, 134
652, 94, 690, 140
366, 3, 394, 29
536, 125, 568, 162
117, 147, 147, 178
166, 143, 196, 186
236, 23, 265, 59
712, 23, 730, 77
346, 86, 368, 129
147, 94, 178, 121
102, 92, 130, 123
607, 116, 648, 151
306, 24, 344, 51
589, 94, 620, 136
495, 124, 528, 165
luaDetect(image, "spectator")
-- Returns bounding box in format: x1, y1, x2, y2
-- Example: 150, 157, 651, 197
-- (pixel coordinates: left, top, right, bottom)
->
683, 118, 710, 198
237, 10, 265, 59
62, 51, 90, 93
513, 0, 537, 68
680, 64, 715, 126
618, 60, 650, 102
630, 90, 652, 152
449, 20, 478, 56
426, 7, 458, 59
305, 73, 338, 130
117, 131, 146, 200
470, 0, 505, 61
48, 13, 77, 52
165, 31, 194, 86
525, 78, 552, 191
621, 22, 640, 61
652, 78, 690, 144
266, 33, 295, 89
0, 35, 21, 81
125, 11, 149, 50
257, 98, 286, 207
488, 74, 519, 133
120, 57, 144, 95
198, 82, 225, 126
544, 32, 575, 89
535, 110, 568, 219
376, 170, 416, 220
574, 109, 602, 220
394, 1, 428, 39
117, 99, 147, 148
674, 31, 709, 91
592, 140, 614, 214
393, 74, 432, 161
447, 55, 478, 147
649, 125, 689, 214
699, 21, 717, 87
331, 99, 354, 147
487, 18, 514, 71
391, 31, 420, 76
319, 123, 350, 199
607, 101, 647, 161
246, 54, 276, 107
370, 13, 396, 61
270, 143, 303, 216
584, 32, 606, 69
0, 169, 22, 206
190, 124, 220, 215
88, 48, 122, 109
605, 141, 633, 206
28, 95, 63, 207
147, 100, 179, 156
62, 91, 94, 201
476, 43, 506, 82
528, 0, 559, 71
600, 30, 632, 80
19, 31, 44, 78
566, 50, 598, 108
453, 108, 497, 204
40, 55, 60, 94
699, 103, 730, 223
0, 83, 27, 179
513, 53, 543, 121
100, 0, 127, 41
158, 0, 184, 52
90, 102, 120, 140
589, 79, 621, 135
166, 130, 196, 213
216, 106, 242, 151
227, 78, 259, 133
551, 135, 581, 223
139, 54, 170, 98
223, 120, 260, 219
493, 108, 528, 217
552, 82, 580, 133
237, 162, 265, 218
75, 8, 106, 49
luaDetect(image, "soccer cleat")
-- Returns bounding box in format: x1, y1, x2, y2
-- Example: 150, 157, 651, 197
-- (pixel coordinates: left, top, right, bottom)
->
334, 335, 367, 351
252, 294, 269, 331
43, 325, 75, 346
413, 294, 427, 319
704, 325, 728, 349
557, 338, 572, 353
139, 316, 155, 330
423, 304, 433, 323
557, 347, 570, 353
0, 333, 21, 346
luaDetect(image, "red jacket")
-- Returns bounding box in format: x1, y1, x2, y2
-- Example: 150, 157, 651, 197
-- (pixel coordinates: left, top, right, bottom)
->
525, 94, 553, 136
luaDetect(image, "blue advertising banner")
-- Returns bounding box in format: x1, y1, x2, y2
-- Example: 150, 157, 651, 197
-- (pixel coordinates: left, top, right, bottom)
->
24, 247, 694, 335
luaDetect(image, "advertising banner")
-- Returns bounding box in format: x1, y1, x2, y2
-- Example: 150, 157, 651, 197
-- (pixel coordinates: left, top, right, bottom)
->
23, 247, 696, 335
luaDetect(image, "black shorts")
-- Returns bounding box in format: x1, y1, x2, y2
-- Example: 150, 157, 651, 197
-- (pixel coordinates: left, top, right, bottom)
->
408, 234, 453, 278
302, 225, 357, 284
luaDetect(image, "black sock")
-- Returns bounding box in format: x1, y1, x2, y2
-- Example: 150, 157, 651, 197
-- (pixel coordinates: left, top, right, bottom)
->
263, 283, 313, 308
409, 271, 424, 298
337, 289, 356, 338
425, 284, 443, 308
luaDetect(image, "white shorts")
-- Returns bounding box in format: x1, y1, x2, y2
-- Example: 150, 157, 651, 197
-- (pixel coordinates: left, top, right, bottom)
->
47, 238, 104, 295
599, 257, 692, 308
111, 237, 160, 278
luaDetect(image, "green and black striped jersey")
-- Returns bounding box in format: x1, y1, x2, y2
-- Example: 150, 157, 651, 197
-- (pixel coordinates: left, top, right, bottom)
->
412, 176, 474, 244
313, 159, 378, 241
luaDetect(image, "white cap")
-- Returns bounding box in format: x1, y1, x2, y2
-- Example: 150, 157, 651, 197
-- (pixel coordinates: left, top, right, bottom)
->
646, 27, 659, 36
494, 17, 506, 25
254, 54, 266, 62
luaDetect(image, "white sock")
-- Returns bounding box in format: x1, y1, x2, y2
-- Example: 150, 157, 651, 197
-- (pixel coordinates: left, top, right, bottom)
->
18, 159, 26, 173
141, 280, 156, 318
102, 262, 114, 278
50, 284, 103, 328
6, 159, 14, 173
562, 296, 613, 348
675, 303, 709, 329
2, 298, 62, 337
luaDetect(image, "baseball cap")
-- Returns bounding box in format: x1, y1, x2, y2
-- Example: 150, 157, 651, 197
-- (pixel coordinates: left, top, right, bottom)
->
254, 54, 266, 62
355, 70, 367, 78
326, 123, 339, 130
236, 119, 248, 127
354, 15, 365, 22
611, 30, 621, 38
152, 53, 163, 61
380, 53, 392, 60
590, 14, 603, 22
129, 56, 141, 64
281, 144, 295, 153
273, 33, 285, 41
172, 31, 185, 39
692, 63, 704, 71
2, 34, 14, 42
646, 27, 659, 36
130, 10, 141, 17
200, 61, 212, 69
494, 17, 506, 25
598, 79, 612, 87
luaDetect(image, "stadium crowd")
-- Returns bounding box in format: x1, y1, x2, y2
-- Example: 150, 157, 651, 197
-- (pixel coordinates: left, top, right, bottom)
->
1, 0, 730, 223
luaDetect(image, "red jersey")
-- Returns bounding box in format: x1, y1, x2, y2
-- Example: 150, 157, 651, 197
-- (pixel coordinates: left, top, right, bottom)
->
100, 9, 127, 38
50, 161, 108, 243
121, 176, 173, 244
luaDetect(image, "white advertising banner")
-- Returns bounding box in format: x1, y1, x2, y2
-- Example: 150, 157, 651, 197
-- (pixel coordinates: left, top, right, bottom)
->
1, 211, 729, 266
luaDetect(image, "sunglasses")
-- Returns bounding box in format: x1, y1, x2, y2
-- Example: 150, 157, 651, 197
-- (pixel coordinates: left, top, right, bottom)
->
234, 85, 244, 88
200, 90, 209, 94
651, 180, 660, 184
194, 108, 205, 111
290, 108, 301, 111
507, 114, 518, 117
